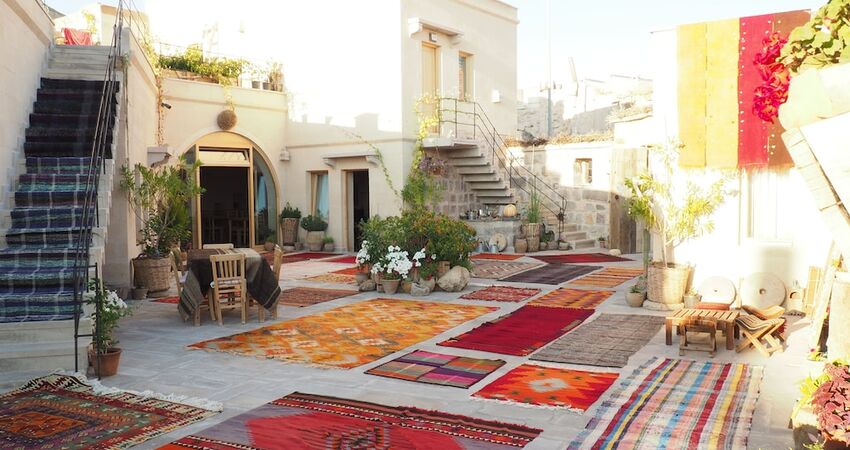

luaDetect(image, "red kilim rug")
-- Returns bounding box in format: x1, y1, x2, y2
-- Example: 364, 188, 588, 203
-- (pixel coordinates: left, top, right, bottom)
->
324, 255, 357, 264
472, 253, 523, 261
0, 374, 218, 449
438, 305, 594, 356
280, 252, 341, 264
473, 364, 618, 412
151, 296, 180, 304
570, 267, 645, 288
461, 286, 541, 302
161, 392, 542, 450
277, 287, 357, 307
366, 350, 506, 389
527, 288, 613, 309
331, 266, 360, 276
532, 253, 632, 264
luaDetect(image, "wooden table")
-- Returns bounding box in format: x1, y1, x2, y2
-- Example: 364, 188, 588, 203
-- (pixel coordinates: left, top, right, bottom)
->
665, 309, 740, 350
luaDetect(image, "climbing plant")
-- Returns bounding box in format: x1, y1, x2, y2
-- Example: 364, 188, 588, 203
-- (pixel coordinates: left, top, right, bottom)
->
401, 94, 445, 209
781, 0, 850, 74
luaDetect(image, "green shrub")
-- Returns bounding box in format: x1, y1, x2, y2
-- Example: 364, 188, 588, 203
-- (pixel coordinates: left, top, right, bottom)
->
300, 214, 328, 232
322, 236, 334, 244
525, 189, 542, 224
280, 202, 302, 220
157, 44, 246, 84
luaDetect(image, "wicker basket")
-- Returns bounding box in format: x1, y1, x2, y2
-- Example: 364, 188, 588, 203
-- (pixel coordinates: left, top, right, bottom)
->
132, 257, 171, 292
524, 223, 541, 239
647, 263, 691, 305
280, 218, 299, 245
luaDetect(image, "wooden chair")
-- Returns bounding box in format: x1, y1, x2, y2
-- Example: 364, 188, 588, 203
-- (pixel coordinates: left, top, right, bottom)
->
210, 253, 247, 325
203, 243, 235, 250
735, 315, 785, 357
679, 317, 717, 357
742, 304, 785, 320
257, 245, 284, 322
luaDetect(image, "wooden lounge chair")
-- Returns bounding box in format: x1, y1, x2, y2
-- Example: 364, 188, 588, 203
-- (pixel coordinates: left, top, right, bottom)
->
735, 315, 785, 357
742, 304, 785, 320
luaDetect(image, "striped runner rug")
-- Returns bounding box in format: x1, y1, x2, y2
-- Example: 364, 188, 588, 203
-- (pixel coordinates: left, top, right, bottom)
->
567, 357, 763, 449
570, 267, 644, 288
527, 288, 613, 309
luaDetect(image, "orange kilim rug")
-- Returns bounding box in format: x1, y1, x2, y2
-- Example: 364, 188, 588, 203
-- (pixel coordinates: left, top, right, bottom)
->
188, 299, 495, 369
527, 288, 613, 309
570, 267, 645, 288
277, 287, 357, 307
302, 273, 356, 285
473, 364, 619, 412
331, 267, 360, 276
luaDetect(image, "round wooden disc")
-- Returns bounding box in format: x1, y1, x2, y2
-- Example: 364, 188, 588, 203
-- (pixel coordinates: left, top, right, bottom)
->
741, 272, 786, 309
697, 276, 737, 304
489, 233, 508, 252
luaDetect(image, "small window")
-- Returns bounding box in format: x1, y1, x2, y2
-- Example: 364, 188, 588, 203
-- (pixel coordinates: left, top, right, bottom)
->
198, 148, 248, 163
574, 158, 592, 185
311, 172, 329, 220
459, 53, 472, 100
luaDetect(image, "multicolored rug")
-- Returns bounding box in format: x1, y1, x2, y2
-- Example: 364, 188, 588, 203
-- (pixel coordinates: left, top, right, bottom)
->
162, 392, 542, 450
331, 266, 360, 276
366, 350, 506, 389
471, 261, 542, 280
277, 287, 357, 307
570, 267, 645, 288
302, 273, 356, 285
568, 358, 763, 449
473, 364, 618, 412
281, 252, 341, 264
324, 255, 357, 264
500, 263, 598, 285
532, 253, 632, 264
461, 286, 541, 302
189, 298, 495, 369
438, 306, 593, 356
0, 373, 219, 449
151, 296, 180, 304
531, 314, 665, 368
472, 253, 523, 261
527, 288, 613, 309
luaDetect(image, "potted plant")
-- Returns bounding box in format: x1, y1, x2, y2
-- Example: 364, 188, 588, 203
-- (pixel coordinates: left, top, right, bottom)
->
279, 203, 302, 245
683, 289, 701, 308
85, 279, 131, 377
322, 236, 335, 252
624, 147, 730, 307
267, 61, 283, 92
300, 214, 328, 251
264, 234, 277, 252
382, 246, 411, 295
598, 236, 608, 249
626, 284, 646, 307
131, 282, 147, 300
807, 361, 850, 448
524, 189, 542, 252
121, 157, 201, 293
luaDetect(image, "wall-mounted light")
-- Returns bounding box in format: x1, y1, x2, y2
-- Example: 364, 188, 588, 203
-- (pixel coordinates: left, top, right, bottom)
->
428, 32, 438, 43
160, 102, 172, 109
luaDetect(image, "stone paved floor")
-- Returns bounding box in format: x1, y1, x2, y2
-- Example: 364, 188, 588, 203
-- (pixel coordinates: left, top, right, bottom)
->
2, 252, 820, 449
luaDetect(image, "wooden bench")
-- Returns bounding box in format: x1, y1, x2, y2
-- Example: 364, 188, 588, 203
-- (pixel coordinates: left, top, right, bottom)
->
665, 309, 740, 350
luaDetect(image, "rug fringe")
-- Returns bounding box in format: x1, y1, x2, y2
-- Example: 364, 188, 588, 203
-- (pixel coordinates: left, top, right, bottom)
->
470, 394, 586, 414
52, 369, 223, 411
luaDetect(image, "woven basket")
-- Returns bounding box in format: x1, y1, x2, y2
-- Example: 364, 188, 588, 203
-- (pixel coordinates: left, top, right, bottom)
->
132, 257, 171, 292
647, 263, 691, 305
280, 218, 299, 244
524, 223, 541, 239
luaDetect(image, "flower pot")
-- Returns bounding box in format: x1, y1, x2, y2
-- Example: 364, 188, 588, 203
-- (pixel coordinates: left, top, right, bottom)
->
401, 280, 413, 294
626, 292, 646, 308
514, 238, 528, 253
647, 263, 691, 305
88, 347, 122, 377
558, 241, 570, 250
132, 257, 171, 292
305, 231, 324, 251
524, 223, 541, 239
264, 241, 276, 252
323, 243, 334, 252
131, 287, 148, 300
373, 272, 384, 292
683, 293, 701, 308
280, 218, 299, 245
383, 279, 401, 295
410, 268, 420, 283
355, 272, 370, 285
436, 261, 451, 278
547, 241, 559, 250
252, 80, 262, 89
262, 81, 271, 90
527, 236, 540, 252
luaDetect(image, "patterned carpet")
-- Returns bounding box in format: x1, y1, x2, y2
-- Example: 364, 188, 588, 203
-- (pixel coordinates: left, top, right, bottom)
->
570, 267, 645, 288
162, 392, 542, 449
366, 350, 506, 389
473, 364, 618, 412
302, 273, 356, 285
461, 286, 541, 302
0, 374, 218, 449
189, 298, 495, 368
280, 252, 341, 264
531, 253, 632, 264
527, 288, 613, 309
151, 296, 180, 304
500, 263, 599, 285
331, 266, 360, 276
568, 358, 763, 449
438, 306, 593, 356
471, 260, 542, 280
531, 314, 665, 368
277, 287, 357, 307
471, 253, 523, 261
324, 255, 357, 264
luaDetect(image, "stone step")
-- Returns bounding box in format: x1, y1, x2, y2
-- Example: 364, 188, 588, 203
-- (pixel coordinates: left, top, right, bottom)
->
469, 181, 509, 190
48, 61, 110, 71
570, 239, 597, 249
0, 317, 91, 342
464, 173, 503, 183
444, 148, 484, 158
450, 157, 489, 167
0, 339, 89, 373
53, 45, 112, 55
477, 196, 515, 205
43, 70, 114, 81
456, 166, 495, 175
471, 189, 512, 198
560, 231, 588, 241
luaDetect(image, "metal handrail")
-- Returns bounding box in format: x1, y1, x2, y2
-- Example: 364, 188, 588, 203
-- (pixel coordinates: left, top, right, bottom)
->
72, 0, 125, 378
436, 98, 567, 229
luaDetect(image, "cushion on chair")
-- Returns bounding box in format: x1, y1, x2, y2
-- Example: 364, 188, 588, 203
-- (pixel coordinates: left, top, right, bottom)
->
736, 315, 783, 332
694, 302, 730, 311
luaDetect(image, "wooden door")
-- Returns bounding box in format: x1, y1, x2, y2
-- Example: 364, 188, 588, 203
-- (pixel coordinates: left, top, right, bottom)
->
422, 43, 439, 134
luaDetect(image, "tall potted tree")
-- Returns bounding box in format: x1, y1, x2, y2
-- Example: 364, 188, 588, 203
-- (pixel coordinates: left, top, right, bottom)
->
625, 148, 730, 307
279, 203, 301, 246
524, 189, 542, 252
121, 157, 202, 293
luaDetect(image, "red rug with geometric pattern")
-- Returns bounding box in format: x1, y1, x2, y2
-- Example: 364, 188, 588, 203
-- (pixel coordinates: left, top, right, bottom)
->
527, 288, 613, 309
161, 392, 542, 449
473, 364, 618, 412
276, 287, 357, 307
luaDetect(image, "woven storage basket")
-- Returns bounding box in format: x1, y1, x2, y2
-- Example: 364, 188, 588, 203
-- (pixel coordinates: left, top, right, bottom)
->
132, 257, 171, 292
647, 263, 691, 304
280, 218, 299, 244
524, 223, 541, 238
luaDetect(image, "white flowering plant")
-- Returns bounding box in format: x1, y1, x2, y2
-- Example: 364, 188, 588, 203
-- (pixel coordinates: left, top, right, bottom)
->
84, 279, 132, 353
355, 240, 371, 269
383, 246, 413, 280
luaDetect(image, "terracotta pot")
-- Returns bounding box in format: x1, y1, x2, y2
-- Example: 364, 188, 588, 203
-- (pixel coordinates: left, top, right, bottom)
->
264, 241, 275, 251
88, 347, 122, 377
436, 261, 451, 278
626, 292, 646, 308
383, 279, 401, 295
132, 257, 171, 292
514, 238, 528, 253
305, 231, 324, 251
401, 280, 413, 294
527, 236, 540, 252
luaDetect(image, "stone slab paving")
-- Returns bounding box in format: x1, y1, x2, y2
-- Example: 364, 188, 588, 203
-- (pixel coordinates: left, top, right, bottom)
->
0, 253, 819, 449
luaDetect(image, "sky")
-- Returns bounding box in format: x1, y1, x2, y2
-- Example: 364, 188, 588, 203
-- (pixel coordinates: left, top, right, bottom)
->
48, 0, 822, 92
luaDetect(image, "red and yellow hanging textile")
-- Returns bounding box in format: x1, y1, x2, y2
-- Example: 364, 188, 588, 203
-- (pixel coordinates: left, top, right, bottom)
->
677, 10, 809, 170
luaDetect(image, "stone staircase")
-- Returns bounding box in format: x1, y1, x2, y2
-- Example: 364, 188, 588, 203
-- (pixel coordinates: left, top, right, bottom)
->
0, 45, 119, 373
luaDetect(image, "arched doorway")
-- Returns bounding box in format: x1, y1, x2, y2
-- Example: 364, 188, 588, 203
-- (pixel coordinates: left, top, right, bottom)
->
185, 132, 279, 250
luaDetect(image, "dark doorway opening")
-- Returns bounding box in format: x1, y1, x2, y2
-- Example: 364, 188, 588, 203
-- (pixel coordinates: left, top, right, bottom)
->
200, 166, 250, 247
352, 170, 369, 249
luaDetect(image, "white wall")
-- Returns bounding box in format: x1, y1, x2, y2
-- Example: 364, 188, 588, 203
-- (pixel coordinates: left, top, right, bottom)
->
539, 142, 612, 190
0, 0, 52, 212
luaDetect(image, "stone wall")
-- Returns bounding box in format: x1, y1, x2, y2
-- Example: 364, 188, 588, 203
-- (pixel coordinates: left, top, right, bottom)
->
430, 150, 480, 219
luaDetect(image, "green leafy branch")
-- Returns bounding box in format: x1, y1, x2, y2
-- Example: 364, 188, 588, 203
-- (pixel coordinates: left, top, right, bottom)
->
781, 0, 850, 74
